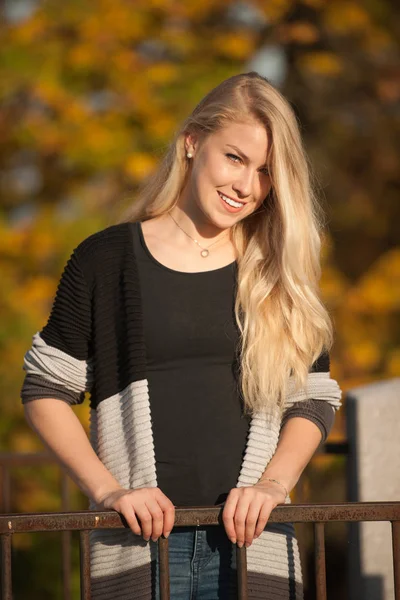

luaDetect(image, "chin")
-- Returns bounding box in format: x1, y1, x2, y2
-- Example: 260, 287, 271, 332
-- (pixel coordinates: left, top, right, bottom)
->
210, 212, 234, 230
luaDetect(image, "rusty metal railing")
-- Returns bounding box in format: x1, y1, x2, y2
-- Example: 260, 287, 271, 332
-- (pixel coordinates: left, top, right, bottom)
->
0, 447, 345, 597
1, 502, 399, 600
0, 452, 72, 600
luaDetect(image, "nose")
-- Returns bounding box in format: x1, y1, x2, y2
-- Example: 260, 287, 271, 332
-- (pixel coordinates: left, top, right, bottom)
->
232, 168, 254, 200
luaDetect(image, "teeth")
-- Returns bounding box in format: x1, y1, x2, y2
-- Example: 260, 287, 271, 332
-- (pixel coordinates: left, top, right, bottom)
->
220, 193, 243, 208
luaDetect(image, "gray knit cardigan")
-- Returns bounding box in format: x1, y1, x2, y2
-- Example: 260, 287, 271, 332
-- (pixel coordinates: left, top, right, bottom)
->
21, 223, 342, 599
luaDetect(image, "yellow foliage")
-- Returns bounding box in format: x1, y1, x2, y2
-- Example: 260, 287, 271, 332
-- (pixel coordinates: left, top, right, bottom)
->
68, 43, 99, 69
146, 63, 179, 85
146, 114, 176, 139
324, 3, 372, 35
359, 275, 399, 312
80, 2, 147, 44
346, 288, 364, 313
280, 22, 320, 44
163, 30, 197, 56
16, 485, 61, 513
124, 152, 157, 182
24, 115, 67, 153
8, 431, 39, 453
63, 99, 89, 123
212, 33, 256, 61
320, 265, 349, 307
11, 533, 33, 551
363, 29, 396, 58
356, 249, 400, 312
28, 230, 59, 263
299, 52, 343, 77
12, 14, 46, 44
299, 0, 325, 7
386, 348, 400, 377
10, 276, 56, 321
75, 403, 90, 432
0, 227, 27, 257
33, 81, 69, 110
346, 341, 381, 370
112, 50, 138, 74
257, 0, 293, 22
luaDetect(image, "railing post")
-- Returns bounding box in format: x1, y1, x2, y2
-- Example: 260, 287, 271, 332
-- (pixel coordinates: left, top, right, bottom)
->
158, 536, 170, 600
60, 472, 71, 600
1, 533, 13, 600
79, 530, 91, 600
1, 467, 11, 513
392, 521, 400, 600
314, 522, 327, 600
236, 545, 248, 600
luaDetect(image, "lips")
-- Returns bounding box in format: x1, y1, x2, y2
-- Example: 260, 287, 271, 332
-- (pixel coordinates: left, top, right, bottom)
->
218, 191, 245, 205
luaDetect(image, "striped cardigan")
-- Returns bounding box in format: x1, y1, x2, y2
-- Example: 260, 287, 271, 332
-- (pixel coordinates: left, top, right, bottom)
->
21, 223, 342, 600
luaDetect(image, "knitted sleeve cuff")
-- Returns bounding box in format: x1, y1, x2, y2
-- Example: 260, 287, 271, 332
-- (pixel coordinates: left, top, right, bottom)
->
280, 399, 335, 443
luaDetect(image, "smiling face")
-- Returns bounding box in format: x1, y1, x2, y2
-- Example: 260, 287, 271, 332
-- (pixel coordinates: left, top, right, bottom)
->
181, 120, 272, 231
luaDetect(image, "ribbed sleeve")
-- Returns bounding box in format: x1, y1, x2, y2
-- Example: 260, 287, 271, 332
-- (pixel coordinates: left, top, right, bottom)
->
280, 350, 335, 442
40, 248, 92, 358
280, 399, 335, 442
21, 247, 93, 405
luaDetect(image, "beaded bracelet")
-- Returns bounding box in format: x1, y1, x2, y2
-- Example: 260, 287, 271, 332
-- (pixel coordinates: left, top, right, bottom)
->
263, 477, 289, 497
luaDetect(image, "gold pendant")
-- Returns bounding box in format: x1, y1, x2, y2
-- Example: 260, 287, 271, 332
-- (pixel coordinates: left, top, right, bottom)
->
201, 249, 209, 257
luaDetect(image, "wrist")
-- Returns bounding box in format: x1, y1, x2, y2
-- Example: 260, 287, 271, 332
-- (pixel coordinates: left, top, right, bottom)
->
92, 482, 124, 505
257, 476, 290, 498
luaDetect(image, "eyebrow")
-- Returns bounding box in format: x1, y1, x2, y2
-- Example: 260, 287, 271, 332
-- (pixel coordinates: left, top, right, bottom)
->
226, 144, 268, 169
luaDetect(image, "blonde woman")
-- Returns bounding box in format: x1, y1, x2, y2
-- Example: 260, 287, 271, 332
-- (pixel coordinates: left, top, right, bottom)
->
21, 72, 342, 599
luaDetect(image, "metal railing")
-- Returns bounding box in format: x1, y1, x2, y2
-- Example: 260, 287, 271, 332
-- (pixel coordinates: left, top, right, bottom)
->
1, 502, 400, 600
0, 444, 350, 600
0, 452, 73, 600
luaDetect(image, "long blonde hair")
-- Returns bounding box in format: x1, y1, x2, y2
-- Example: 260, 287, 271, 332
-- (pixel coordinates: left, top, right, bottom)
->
117, 72, 333, 415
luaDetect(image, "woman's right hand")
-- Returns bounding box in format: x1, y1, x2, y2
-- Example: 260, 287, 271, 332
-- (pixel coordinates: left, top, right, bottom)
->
97, 487, 175, 542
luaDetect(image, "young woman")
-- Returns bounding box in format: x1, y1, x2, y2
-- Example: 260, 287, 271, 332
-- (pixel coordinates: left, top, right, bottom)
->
21, 72, 342, 599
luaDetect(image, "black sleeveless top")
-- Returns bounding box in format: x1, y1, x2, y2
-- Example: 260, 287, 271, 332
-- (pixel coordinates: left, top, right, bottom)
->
133, 221, 250, 506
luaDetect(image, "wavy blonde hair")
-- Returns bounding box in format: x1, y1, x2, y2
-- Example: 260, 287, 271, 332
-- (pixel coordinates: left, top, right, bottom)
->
117, 71, 334, 415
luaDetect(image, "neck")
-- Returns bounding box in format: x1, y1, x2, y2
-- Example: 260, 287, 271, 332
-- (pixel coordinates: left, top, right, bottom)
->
166, 206, 231, 247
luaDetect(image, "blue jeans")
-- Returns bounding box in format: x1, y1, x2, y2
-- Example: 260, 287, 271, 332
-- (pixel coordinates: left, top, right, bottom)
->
151, 525, 238, 599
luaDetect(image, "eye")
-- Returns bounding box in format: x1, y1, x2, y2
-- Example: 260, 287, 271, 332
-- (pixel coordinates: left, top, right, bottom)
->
226, 153, 269, 175
226, 153, 242, 163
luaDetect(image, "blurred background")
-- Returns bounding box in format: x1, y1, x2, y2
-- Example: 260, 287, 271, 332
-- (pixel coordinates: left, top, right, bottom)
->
0, 0, 399, 598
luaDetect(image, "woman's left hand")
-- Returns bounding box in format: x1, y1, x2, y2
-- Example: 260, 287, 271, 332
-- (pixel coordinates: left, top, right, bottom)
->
222, 481, 287, 548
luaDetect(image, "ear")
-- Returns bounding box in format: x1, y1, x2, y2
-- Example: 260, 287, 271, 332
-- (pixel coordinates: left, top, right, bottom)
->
185, 131, 199, 154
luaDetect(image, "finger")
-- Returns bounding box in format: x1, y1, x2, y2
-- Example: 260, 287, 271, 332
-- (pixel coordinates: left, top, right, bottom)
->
145, 500, 164, 541
222, 491, 239, 543
244, 500, 263, 547
135, 505, 153, 541
156, 493, 175, 537
254, 502, 272, 539
233, 497, 251, 548
121, 505, 142, 536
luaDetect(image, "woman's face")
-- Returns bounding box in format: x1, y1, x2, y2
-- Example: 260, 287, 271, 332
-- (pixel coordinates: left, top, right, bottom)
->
183, 120, 272, 230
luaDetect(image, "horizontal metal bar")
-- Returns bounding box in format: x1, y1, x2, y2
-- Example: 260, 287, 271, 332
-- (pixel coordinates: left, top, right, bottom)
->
323, 442, 349, 454
1, 502, 400, 534
0, 452, 57, 466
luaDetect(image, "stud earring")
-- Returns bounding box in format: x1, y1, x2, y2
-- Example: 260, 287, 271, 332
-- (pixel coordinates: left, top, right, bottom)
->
186, 152, 193, 158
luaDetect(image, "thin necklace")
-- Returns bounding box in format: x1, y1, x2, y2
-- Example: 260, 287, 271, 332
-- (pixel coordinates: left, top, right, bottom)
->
168, 212, 231, 258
